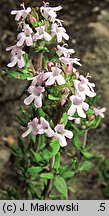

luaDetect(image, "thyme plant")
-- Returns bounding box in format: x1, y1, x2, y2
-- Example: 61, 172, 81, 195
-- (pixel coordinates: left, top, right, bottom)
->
4, 2, 106, 199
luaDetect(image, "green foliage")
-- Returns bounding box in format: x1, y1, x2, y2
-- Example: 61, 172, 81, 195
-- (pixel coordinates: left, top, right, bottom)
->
40, 173, 54, 179
97, 159, 109, 198
53, 175, 68, 199
48, 94, 61, 101
78, 161, 94, 172
60, 112, 68, 126
28, 166, 43, 173
54, 152, 60, 173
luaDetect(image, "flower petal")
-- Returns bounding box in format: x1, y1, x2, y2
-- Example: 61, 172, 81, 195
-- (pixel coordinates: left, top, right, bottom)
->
56, 75, 65, 85
24, 95, 34, 105
22, 127, 31, 137
54, 133, 67, 147
26, 36, 33, 46
64, 130, 73, 139
68, 105, 76, 117
77, 106, 86, 118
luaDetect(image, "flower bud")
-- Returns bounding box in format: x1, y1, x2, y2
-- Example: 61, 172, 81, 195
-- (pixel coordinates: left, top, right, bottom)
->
66, 65, 73, 73
45, 23, 49, 28
88, 114, 95, 121
47, 61, 54, 70
62, 87, 70, 94
81, 125, 86, 129
29, 14, 36, 24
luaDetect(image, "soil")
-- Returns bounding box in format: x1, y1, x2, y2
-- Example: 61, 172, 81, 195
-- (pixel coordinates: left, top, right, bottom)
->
0, 0, 109, 199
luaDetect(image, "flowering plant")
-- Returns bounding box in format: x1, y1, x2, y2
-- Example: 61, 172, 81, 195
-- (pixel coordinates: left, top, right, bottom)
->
4, 2, 106, 199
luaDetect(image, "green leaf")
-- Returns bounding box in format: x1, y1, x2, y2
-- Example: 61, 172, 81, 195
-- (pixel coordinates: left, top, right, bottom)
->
40, 173, 54, 179
28, 166, 43, 173
71, 123, 84, 135
37, 108, 45, 117
73, 135, 81, 150
49, 139, 60, 158
38, 135, 46, 151
53, 176, 68, 199
41, 148, 51, 161
60, 112, 68, 126
41, 139, 60, 162
81, 149, 94, 159
78, 161, 93, 172
35, 46, 49, 53
68, 186, 76, 193
4, 68, 31, 80
62, 171, 75, 179
48, 94, 61, 101
31, 150, 43, 163
86, 108, 94, 115
54, 153, 60, 173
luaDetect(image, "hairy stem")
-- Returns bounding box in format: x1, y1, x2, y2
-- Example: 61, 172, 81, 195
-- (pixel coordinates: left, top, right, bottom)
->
82, 129, 88, 148
42, 156, 55, 199
37, 52, 43, 71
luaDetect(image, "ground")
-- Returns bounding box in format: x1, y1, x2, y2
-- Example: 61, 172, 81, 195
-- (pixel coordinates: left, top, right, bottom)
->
0, 0, 109, 199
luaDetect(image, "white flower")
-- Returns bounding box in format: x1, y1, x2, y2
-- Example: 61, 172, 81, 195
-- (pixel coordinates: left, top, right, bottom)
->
51, 23, 69, 43
43, 66, 65, 86
27, 72, 45, 86
11, 4, 31, 21
33, 26, 52, 42
37, 117, 54, 137
40, 3, 62, 21
74, 79, 96, 98
57, 44, 75, 57
59, 57, 82, 66
93, 107, 106, 118
68, 93, 89, 118
54, 124, 73, 147
22, 117, 54, 138
79, 74, 96, 93
6, 45, 25, 68
22, 117, 39, 137
24, 86, 45, 108
17, 24, 33, 47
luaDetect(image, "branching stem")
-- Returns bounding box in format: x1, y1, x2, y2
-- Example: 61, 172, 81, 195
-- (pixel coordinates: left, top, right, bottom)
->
42, 156, 55, 199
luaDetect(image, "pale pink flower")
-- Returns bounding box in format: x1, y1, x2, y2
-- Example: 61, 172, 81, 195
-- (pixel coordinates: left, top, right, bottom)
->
74, 79, 96, 98
54, 124, 73, 147
22, 117, 39, 137
79, 74, 96, 93
51, 23, 69, 43
22, 117, 54, 138
40, 3, 62, 20
6, 45, 25, 68
17, 24, 33, 47
57, 44, 75, 57
24, 86, 45, 108
33, 26, 52, 42
93, 107, 106, 118
37, 117, 54, 137
43, 66, 65, 86
59, 57, 82, 66
28, 72, 45, 86
68, 93, 89, 118
66, 65, 73, 73
11, 4, 31, 21
61, 94, 69, 106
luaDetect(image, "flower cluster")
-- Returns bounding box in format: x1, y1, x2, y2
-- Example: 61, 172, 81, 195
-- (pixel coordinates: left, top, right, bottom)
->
6, 2, 106, 147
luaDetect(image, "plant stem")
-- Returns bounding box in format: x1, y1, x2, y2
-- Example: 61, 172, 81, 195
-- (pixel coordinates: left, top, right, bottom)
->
82, 129, 88, 148
42, 156, 55, 199
37, 52, 43, 71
